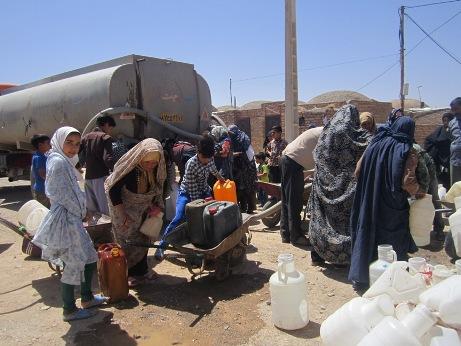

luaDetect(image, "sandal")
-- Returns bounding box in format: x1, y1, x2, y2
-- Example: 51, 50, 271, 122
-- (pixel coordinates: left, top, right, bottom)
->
63, 308, 96, 322
143, 270, 159, 283
81, 294, 109, 309
128, 276, 141, 288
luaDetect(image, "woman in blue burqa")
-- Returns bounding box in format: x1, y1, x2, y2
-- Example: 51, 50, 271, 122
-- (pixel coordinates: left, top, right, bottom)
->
228, 125, 257, 213
308, 105, 371, 265
349, 116, 423, 290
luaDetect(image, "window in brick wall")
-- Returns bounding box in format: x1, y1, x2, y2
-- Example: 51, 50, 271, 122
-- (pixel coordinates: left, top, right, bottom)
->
265, 114, 281, 136
236, 117, 251, 138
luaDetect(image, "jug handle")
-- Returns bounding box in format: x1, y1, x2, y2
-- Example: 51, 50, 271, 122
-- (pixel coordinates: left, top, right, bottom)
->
389, 250, 397, 262
277, 262, 288, 284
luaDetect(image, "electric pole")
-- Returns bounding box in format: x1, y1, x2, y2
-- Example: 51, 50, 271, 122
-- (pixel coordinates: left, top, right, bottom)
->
285, 0, 299, 142
399, 6, 405, 113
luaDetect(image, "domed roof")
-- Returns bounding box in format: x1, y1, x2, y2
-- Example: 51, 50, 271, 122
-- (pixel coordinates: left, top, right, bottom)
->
216, 105, 239, 112
391, 99, 428, 109
240, 100, 272, 110
307, 90, 371, 104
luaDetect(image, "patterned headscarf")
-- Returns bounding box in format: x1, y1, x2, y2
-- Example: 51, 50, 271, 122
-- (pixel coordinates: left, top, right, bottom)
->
50, 126, 83, 180
228, 124, 251, 152
105, 138, 166, 196
211, 125, 228, 142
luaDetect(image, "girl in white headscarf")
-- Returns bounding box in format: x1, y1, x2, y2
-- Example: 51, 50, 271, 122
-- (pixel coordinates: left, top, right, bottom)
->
33, 126, 106, 322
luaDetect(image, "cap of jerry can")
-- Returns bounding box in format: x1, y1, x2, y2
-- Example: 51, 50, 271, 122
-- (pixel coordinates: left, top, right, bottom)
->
209, 207, 218, 215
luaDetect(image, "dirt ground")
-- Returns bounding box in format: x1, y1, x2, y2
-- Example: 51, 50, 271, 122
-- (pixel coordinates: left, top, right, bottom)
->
0, 178, 454, 346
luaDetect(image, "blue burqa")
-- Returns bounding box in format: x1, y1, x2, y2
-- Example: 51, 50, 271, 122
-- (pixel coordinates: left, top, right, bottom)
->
348, 116, 418, 285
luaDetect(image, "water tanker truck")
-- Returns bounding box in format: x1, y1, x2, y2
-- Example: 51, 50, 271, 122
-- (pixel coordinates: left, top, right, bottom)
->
0, 54, 221, 181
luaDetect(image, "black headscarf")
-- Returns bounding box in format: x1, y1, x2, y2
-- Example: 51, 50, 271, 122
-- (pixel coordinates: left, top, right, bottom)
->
349, 116, 418, 285
424, 113, 453, 169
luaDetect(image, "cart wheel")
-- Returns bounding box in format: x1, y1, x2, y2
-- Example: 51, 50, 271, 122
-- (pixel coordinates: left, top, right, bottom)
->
445, 231, 460, 260
186, 254, 206, 276
261, 199, 281, 228
48, 262, 62, 278
230, 244, 246, 266
215, 254, 231, 281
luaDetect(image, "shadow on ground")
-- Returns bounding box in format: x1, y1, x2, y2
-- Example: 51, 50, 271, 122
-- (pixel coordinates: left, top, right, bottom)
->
0, 184, 31, 212
277, 321, 321, 340
64, 311, 137, 346
136, 260, 273, 327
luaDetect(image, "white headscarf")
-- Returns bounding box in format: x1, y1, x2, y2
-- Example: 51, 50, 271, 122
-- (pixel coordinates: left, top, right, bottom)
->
50, 126, 83, 180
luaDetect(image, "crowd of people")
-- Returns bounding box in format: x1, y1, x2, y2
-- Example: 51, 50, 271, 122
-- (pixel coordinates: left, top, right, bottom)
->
29, 97, 461, 321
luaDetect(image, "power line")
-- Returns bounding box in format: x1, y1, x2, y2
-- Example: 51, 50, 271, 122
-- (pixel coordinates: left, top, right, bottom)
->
232, 53, 398, 83
356, 9, 461, 91
405, 0, 461, 9
405, 12, 461, 65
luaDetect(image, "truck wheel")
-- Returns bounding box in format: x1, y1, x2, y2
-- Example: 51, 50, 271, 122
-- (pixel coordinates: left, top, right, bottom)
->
261, 199, 281, 228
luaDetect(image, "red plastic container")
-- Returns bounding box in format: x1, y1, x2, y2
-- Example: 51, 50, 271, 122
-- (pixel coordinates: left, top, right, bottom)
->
97, 243, 129, 302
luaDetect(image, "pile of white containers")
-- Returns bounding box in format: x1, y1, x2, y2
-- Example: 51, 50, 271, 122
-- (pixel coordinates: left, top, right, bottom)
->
321, 253, 461, 346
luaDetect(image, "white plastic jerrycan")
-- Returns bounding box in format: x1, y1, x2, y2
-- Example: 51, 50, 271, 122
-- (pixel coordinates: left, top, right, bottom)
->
445, 181, 461, 203
364, 261, 427, 304
320, 294, 394, 346
421, 325, 461, 346
431, 264, 454, 285
448, 210, 461, 257
269, 253, 309, 330
17, 199, 49, 234
369, 244, 397, 285
409, 194, 435, 246
358, 304, 437, 346
419, 275, 461, 328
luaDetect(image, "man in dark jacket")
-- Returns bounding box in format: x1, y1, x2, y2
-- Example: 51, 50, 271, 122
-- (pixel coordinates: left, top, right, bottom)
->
79, 115, 116, 215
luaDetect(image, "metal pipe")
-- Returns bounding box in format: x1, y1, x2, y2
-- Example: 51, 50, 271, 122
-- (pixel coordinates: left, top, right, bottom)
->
82, 106, 203, 140
211, 113, 228, 128
245, 200, 282, 222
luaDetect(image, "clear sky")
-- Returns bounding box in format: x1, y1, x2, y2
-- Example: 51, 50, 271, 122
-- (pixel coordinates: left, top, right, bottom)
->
2, 0, 460, 108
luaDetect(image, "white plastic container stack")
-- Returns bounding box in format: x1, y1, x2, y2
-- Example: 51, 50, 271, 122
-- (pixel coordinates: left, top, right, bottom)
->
448, 210, 461, 257
369, 244, 396, 285
269, 253, 309, 330
17, 199, 49, 234
431, 265, 454, 285
409, 194, 435, 246
358, 304, 437, 346
320, 295, 394, 346
455, 196, 461, 211
445, 181, 461, 203
456, 259, 461, 275
364, 261, 427, 304
419, 275, 461, 328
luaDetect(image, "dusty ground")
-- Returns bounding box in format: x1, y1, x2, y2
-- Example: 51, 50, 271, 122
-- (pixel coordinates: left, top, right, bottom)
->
0, 178, 454, 346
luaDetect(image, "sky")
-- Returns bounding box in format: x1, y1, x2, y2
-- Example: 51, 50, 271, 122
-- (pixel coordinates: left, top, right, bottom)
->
1, 0, 460, 108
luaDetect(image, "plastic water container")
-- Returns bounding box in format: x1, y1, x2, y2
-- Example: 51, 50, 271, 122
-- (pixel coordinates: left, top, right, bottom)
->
369, 245, 397, 285
364, 261, 427, 304
409, 195, 435, 246
455, 196, 461, 211
320, 295, 394, 346
408, 257, 427, 275
438, 184, 447, 202
17, 200, 49, 234
445, 181, 461, 203
269, 253, 309, 330
419, 275, 461, 327
213, 180, 238, 204
432, 264, 454, 285
358, 304, 437, 346
421, 326, 461, 346
448, 210, 461, 257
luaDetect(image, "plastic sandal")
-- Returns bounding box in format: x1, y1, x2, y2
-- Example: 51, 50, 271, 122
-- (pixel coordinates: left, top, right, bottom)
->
154, 248, 164, 261
63, 308, 96, 322
81, 294, 109, 309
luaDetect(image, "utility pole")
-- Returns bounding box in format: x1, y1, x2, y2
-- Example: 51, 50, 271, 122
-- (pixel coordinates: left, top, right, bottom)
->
399, 6, 405, 113
285, 0, 299, 142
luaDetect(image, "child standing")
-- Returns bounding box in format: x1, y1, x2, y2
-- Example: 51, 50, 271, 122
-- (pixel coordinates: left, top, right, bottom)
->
255, 152, 269, 207
155, 134, 224, 260
33, 126, 107, 322
30, 134, 51, 208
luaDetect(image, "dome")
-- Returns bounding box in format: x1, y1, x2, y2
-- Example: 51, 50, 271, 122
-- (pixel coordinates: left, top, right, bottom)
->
307, 90, 371, 104
240, 100, 272, 110
216, 105, 239, 112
